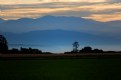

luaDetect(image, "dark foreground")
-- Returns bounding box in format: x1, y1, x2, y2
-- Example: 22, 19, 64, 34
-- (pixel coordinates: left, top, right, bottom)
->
1, 53, 121, 80
1, 59, 121, 80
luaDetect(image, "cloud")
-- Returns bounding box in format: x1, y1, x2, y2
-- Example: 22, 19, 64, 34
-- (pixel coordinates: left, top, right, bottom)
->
108, 0, 121, 3
86, 12, 121, 22
0, 0, 41, 4
0, 7, 72, 20
0, 0, 121, 21
0, 0, 107, 5
40, 0, 107, 3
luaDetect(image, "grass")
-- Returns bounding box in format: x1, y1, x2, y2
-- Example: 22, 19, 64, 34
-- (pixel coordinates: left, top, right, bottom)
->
1, 59, 121, 80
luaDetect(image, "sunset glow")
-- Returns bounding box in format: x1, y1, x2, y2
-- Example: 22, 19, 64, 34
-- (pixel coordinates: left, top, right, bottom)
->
0, 0, 121, 22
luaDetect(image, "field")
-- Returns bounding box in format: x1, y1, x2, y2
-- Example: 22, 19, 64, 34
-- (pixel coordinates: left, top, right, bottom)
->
1, 58, 121, 80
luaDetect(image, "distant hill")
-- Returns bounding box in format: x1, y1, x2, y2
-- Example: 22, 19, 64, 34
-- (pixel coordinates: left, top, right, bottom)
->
0, 18, 5, 23
0, 15, 100, 33
2, 30, 121, 52
0, 15, 121, 37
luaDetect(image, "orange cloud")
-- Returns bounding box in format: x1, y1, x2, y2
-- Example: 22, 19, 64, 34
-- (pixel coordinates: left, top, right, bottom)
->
0, 1, 121, 22
84, 12, 121, 22
0, 0, 41, 4
42, 0, 106, 3
0, 0, 107, 4
74, 3, 121, 12
0, 7, 71, 20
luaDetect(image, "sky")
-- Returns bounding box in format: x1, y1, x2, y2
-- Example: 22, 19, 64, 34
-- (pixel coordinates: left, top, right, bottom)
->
0, 0, 121, 22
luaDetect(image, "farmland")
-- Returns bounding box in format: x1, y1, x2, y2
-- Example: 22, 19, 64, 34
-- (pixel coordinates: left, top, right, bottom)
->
1, 56, 121, 80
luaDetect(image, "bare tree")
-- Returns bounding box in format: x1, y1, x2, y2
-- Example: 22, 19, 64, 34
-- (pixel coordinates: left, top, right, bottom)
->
0, 35, 8, 52
73, 41, 79, 52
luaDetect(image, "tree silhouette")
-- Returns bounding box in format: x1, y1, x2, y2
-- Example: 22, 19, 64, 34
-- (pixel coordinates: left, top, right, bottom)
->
0, 35, 8, 53
80, 46, 92, 53
93, 49, 103, 53
72, 41, 79, 52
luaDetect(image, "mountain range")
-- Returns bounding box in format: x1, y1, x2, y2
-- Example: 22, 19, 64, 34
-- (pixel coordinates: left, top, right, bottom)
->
0, 15, 121, 35
0, 15, 121, 52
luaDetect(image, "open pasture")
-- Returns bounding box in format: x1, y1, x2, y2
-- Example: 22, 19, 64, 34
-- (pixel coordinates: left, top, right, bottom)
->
1, 58, 121, 80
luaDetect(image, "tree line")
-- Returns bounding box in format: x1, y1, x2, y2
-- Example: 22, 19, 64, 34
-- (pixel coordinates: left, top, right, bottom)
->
64, 42, 121, 54
0, 35, 53, 54
0, 35, 121, 54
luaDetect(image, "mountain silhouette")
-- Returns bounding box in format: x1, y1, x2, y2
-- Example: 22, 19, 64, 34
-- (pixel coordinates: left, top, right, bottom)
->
0, 15, 121, 35
0, 18, 5, 23
0, 15, 121, 38
2, 30, 121, 52
0, 15, 99, 33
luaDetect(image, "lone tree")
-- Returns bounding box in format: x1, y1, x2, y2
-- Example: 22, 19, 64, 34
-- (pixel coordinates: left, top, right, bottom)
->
0, 35, 8, 52
72, 41, 79, 52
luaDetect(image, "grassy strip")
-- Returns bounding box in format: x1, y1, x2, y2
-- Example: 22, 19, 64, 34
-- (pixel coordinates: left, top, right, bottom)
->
1, 59, 121, 80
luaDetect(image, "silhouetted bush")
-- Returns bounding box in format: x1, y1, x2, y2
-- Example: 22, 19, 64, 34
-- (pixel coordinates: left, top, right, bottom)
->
20, 47, 42, 54
65, 46, 105, 54
93, 49, 103, 53
43, 52, 53, 54
64, 51, 75, 54
9, 48, 20, 53
80, 46, 92, 53
104, 51, 117, 53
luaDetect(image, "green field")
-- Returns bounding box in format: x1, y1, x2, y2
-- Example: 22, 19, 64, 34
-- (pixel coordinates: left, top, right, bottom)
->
1, 59, 121, 80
